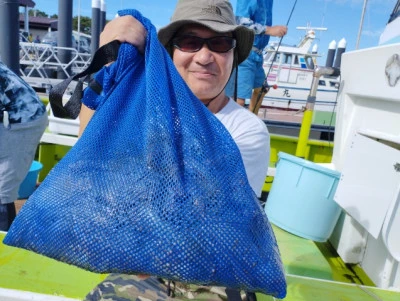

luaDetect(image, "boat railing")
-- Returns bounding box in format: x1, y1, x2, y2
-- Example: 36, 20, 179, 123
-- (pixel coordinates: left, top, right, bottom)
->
19, 42, 91, 79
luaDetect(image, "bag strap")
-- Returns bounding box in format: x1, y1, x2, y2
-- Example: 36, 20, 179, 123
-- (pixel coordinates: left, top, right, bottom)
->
49, 40, 121, 119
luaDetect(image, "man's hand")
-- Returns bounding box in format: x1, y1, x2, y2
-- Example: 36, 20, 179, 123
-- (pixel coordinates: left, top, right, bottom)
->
100, 15, 148, 54
265, 25, 288, 37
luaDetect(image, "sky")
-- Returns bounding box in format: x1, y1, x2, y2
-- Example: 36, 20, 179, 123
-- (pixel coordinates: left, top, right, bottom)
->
27, 0, 397, 65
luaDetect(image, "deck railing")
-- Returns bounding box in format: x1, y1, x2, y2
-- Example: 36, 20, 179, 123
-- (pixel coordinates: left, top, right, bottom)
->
19, 42, 91, 79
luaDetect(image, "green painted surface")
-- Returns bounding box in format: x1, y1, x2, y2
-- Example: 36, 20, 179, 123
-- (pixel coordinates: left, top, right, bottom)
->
312, 110, 337, 126
38, 143, 72, 181
270, 135, 334, 167
314, 241, 374, 286
0, 232, 107, 299
272, 224, 374, 286
258, 275, 400, 301
272, 225, 333, 281
1, 222, 397, 301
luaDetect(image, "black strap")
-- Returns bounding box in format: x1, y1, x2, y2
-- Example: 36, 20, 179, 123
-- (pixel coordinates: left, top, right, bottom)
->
233, 64, 238, 102
88, 78, 103, 95
246, 292, 257, 301
225, 288, 242, 301
49, 40, 121, 119
225, 288, 258, 301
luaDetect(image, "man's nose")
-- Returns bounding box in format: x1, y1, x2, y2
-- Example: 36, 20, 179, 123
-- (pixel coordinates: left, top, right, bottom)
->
194, 44, 214, 63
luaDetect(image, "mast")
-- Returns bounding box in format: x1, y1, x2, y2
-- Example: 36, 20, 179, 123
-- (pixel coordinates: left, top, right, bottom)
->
355, 0, 368, 50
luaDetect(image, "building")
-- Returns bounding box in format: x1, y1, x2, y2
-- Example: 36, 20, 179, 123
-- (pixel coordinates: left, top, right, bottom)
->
18, 0, 57, 42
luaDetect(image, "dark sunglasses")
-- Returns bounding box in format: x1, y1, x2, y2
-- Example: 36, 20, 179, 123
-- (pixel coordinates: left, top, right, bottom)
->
172, 35, 236, 53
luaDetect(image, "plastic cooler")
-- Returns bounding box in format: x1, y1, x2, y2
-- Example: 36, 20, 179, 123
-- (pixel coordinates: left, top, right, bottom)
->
265, 152, 341, 242
18, 161, 43, 199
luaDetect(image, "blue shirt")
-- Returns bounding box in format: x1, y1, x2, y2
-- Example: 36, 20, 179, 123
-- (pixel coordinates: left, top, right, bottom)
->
235, 0, 273, 50
0, 62, 46, 124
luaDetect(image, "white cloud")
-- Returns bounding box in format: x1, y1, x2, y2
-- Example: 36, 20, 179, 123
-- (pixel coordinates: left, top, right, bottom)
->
362, 28, 385, 37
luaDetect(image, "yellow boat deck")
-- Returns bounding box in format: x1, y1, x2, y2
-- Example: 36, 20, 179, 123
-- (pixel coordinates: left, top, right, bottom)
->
1, 225, 399, 300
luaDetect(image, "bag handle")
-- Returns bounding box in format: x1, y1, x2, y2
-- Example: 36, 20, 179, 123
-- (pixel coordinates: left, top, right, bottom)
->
49, 40, 121, 119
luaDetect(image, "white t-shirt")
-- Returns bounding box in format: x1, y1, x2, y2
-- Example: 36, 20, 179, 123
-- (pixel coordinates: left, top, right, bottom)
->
215, 98, 270, 197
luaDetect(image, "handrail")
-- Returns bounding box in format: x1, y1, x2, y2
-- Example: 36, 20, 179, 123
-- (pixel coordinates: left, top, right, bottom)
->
19, 42, 91, 80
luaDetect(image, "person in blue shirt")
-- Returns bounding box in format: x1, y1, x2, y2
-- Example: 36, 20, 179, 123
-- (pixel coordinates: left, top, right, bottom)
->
226, 0, 287, 115
0, 61, 48, 231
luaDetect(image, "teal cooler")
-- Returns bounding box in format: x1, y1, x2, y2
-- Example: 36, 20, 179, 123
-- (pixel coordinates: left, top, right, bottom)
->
18, 161, 43, 199
265, 152, 341, 242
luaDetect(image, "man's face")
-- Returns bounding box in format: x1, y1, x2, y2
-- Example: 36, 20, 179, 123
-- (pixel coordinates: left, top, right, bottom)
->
172, 25, 234, 103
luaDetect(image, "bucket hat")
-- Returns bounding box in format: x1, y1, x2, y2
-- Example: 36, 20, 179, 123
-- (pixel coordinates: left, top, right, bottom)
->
158, 0, 254, 64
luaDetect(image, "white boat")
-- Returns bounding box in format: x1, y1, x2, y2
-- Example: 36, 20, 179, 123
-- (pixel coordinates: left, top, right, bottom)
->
327, 0, 400, 290
260, 27, 343, 126
265, 0, 400, 292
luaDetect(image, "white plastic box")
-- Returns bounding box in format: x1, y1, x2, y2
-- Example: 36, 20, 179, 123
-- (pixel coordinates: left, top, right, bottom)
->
47, 106, 80, 137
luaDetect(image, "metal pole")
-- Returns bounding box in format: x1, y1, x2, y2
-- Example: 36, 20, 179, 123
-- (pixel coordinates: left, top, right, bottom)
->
91, 0, 101, 55
24, 6, 29, 33
78, 0, 81, 52
100, 0, 106, 32
57, 0, 73, 79
0, 0, 20, 74
295, 67, 340, 158
355, 0, 368, 50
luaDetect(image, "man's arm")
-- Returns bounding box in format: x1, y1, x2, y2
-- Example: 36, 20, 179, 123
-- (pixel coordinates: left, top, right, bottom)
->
236, 16, 267, 35
236, 17, 287, 37
265, 25, 287, 37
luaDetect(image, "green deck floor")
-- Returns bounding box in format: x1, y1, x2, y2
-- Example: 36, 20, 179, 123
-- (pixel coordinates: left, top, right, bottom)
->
1, 226, 399, 300
258, 275, 400, 301
0, 232, 106, 299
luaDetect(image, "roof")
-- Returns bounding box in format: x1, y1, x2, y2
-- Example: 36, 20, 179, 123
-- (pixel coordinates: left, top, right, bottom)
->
19, 0, 36, 8
19, 15, 58, 30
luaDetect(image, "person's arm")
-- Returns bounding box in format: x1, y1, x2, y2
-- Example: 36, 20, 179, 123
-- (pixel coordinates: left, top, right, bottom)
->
78, 104, 95, 137
265, 25, 287, 37
78, 15, 148, 136
236, 16, 267, 35
236, 17, 287, 37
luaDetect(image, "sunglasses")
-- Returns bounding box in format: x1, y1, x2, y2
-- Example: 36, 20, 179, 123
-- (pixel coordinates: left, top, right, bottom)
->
172, 35, 236, 53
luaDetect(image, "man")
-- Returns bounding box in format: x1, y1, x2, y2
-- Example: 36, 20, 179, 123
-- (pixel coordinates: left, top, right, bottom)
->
0, 61, 48, 231
226, 0, 287, 115
81, 0, 270, 299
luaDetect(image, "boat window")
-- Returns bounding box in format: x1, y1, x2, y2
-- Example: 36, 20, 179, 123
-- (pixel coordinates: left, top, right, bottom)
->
319, 80, 326, 86
273, 53, 281, 63
330, 81, 339, 88
299, 56, 308, 69
264, 52, 273, 62
283, 54, 292, 65
293, 55, 299, 65
305, 56, 315, 69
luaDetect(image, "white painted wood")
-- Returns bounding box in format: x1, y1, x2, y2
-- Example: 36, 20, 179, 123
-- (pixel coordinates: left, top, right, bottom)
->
334, 133, 400, 239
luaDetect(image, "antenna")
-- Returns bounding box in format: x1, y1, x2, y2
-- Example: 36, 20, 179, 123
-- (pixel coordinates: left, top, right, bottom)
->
356, 0, 368, 49
296, 26, 328, 32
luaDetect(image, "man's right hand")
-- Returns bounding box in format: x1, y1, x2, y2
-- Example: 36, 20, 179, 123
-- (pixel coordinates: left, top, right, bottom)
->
265, 25, 288, 37
100, 15, 148, 54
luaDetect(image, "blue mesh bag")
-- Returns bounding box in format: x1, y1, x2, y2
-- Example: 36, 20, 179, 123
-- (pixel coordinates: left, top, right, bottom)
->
4, 10, 286, 298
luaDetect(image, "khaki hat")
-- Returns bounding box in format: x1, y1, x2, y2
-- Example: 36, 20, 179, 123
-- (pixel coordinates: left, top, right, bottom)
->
158, 0, 254, 64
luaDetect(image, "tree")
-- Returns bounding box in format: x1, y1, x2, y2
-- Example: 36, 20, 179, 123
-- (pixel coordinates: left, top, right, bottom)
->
28, 9, 48, 17
73, 16, 92, 34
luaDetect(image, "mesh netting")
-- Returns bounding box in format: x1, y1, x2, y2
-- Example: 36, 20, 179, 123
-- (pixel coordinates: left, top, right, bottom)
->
4, 9, 286, 298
